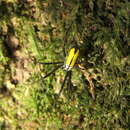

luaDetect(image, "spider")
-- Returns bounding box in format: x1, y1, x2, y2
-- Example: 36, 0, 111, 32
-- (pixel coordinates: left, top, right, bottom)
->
36, 47, 79, 97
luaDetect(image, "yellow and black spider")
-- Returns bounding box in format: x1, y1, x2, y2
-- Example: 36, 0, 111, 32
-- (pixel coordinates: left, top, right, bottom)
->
36, 47, 79, 96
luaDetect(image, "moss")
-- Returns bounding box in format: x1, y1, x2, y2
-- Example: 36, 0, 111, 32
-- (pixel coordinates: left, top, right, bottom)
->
0, 0, 129, 129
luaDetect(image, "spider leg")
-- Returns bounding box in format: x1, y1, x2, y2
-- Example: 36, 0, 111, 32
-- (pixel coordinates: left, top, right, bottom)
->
63, 22, 74, 57
66, 71, 73, 100
42, 64, 63, 79
63, 37, 67, 57
67, 71, 72, 92
58, 71, 69, 96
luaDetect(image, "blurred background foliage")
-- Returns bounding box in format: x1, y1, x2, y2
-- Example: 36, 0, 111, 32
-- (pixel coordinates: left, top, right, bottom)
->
0, 0, 130, 129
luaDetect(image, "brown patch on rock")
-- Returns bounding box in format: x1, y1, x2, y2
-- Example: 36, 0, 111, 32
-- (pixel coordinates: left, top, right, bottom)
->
12, 58, 32, 83
7, 35, 19, 50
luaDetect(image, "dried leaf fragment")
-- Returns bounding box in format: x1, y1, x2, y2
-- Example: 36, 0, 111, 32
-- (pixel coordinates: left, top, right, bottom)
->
79, 64, 95, 100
